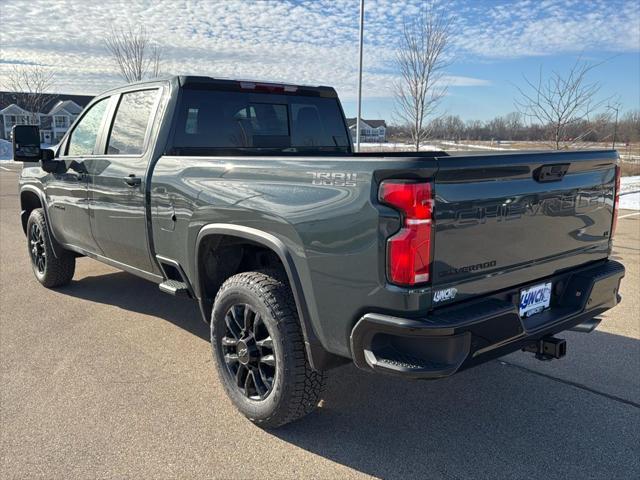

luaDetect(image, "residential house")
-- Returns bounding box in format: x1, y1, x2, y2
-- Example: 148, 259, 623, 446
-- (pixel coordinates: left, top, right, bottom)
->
346, 117, 387, 143
0, 92, 93, 144
0, 103, 33, 141
46, 100, 85, 144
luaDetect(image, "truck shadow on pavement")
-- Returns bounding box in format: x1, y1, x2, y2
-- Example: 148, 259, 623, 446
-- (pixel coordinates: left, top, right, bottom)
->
62, 270, 209, 340
60, 269, 639, 480
273, 347, 640, 479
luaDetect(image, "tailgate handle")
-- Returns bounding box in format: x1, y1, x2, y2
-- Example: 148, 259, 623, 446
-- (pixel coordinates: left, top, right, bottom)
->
534, 163, 569, 182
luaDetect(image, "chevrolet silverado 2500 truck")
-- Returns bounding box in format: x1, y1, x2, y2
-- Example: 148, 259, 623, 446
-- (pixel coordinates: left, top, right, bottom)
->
13, 76, 625, 428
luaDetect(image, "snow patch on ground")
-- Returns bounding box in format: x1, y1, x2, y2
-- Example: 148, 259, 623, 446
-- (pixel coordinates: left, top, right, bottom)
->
619, 154, 640, 162
357, 142, 441, 151
0, 140, 55, 162
440, 140, 514, 151
620, 175, 640, 211
0, 139, 12, 160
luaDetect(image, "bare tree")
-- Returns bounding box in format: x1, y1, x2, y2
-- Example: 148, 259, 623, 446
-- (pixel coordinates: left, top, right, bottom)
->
394, 2, 453, 151
391, 108, 639, 145
504, 112, 523, 140
106, 25, 163, 83
618, 110, 640, 144
2, 64, 55, 123
515, 58, 610, 149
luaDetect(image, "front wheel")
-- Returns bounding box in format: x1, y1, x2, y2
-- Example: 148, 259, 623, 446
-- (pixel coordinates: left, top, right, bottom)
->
26, 209, 75, 288
211, 270, 325, 428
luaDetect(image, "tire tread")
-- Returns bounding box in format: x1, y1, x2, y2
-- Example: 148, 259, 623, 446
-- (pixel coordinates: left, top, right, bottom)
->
27, 209, 75, 288
213, 269, 326, 428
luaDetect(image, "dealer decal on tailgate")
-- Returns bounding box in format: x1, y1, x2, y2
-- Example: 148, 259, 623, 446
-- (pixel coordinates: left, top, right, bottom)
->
433, 287, 458, 303
519, 282, 552, 318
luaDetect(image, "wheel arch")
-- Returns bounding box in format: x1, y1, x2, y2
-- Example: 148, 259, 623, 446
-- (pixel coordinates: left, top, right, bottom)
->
20, 186, 62, 259
194, 224, 344, 371
20, 187, 44, 234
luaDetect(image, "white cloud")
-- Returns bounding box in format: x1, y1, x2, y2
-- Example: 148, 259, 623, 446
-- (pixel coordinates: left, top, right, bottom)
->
454, 0, 640, 58
0, 0, 637, 99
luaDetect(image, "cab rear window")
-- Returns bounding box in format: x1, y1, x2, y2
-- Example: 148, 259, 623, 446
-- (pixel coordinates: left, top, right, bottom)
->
172, 89, 350, 154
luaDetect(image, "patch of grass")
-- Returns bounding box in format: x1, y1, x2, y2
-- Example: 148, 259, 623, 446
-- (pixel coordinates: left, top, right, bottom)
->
620, 162, 640, 177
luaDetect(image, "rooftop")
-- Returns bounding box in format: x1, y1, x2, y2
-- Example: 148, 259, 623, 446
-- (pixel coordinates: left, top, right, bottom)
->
0, 91, 93, 114
346, 118, 387, 128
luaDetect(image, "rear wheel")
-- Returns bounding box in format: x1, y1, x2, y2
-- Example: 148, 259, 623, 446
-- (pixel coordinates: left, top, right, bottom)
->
211, 270, 325, 428
26, 209, 75, 288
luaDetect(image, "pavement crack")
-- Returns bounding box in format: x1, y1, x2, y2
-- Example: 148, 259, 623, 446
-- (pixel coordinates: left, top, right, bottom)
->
499, 360, 640, 409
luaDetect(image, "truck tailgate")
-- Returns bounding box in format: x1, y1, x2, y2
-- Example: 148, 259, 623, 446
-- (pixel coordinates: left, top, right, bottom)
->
431, 150, 617, 304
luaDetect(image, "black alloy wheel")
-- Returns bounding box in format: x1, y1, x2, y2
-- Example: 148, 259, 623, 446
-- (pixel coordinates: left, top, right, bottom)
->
211, 270, 325, 428
29, 222, 46, 274
26, 208, 75, 288
220, 303, 276, 400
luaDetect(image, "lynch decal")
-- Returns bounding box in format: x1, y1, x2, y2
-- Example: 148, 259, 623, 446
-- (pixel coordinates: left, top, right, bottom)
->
433, 287, 458, 303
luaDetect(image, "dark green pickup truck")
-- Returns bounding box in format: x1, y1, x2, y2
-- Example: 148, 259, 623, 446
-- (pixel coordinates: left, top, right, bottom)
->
14, 76, 625, 427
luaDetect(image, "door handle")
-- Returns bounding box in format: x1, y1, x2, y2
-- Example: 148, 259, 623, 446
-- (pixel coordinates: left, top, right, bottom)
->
125, 174, 142, 187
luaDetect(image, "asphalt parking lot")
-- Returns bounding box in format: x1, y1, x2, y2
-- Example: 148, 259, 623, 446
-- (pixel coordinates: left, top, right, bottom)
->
1, 162, 639, 479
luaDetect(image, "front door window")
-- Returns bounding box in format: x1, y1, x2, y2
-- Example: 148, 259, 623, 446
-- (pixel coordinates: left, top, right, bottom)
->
67, 99, 109, 156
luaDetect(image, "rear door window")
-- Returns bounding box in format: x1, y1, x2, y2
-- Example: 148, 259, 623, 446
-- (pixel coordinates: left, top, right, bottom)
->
106, 89, 159, 155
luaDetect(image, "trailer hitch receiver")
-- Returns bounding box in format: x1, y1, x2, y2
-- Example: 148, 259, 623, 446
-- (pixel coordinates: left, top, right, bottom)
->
523, 336, 567, 361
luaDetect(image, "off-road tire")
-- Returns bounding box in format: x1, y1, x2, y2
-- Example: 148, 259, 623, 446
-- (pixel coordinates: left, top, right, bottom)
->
26, 208, 75, 288
211, 270, 326, 428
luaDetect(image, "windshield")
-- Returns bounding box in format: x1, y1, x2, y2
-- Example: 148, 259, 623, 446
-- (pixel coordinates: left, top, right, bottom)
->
172, 89, 351, 155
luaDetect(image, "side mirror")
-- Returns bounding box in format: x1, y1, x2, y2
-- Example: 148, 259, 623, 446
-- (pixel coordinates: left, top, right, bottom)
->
40, 148, 64, 174
41, 149, 55, 161
12, 125, 41, 162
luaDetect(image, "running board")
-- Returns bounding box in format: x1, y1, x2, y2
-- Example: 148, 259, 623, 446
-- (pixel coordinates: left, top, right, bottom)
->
159, 280, 190, 297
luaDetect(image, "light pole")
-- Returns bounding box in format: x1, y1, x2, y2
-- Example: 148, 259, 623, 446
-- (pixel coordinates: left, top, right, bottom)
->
607, 103, 620, 150
355, 0, 364, 153
611, 104, 619, 150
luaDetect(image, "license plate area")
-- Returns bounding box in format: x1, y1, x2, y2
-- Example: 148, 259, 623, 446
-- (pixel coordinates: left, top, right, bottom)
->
519, 282, 552, 318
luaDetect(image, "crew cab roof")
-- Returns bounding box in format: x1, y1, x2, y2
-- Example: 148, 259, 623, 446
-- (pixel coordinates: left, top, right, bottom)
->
177, 75, 338, 98
95, 75, 338, 99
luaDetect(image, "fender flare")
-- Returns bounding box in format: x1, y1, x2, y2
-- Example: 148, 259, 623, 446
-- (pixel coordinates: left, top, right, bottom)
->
19, 185, 62, 259
194, 223, 338, 370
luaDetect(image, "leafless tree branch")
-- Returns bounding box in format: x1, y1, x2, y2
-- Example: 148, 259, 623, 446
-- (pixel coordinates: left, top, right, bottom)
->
393, 1, 453, 151
515, 58, 611, 149
2, 64, 55, 122
105, 24, 163, 83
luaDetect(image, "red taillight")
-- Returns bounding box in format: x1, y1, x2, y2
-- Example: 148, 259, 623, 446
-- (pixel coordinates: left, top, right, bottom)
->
612, 165, 621, 238
379, 181, 433, 286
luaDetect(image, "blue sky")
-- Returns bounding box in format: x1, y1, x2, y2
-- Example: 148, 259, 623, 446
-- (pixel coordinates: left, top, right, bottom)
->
1, 0, 638, 122
343, 52, 640, 121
